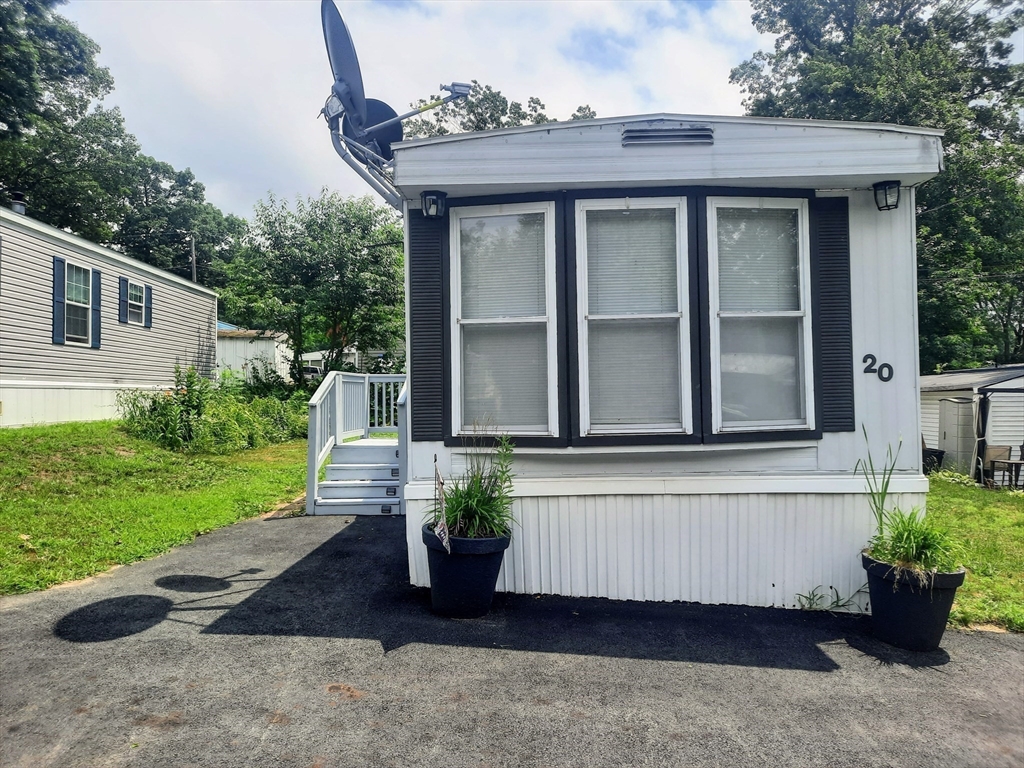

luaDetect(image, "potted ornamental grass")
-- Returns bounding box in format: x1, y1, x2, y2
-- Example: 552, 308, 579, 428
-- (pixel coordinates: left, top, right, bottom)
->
858, 432, 966, 651
422, 434, 515, 618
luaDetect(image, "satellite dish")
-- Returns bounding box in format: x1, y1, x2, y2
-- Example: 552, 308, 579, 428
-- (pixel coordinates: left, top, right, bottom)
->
321, 0, 366, 133
343, 98, 403, 162
319, 0, 472, 210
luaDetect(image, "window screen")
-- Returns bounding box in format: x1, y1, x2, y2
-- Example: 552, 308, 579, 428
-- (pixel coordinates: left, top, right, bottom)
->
711, 201, 811, 431
65, 264, 91, 343
579, 202, 687, 433
456, 209, 553, 434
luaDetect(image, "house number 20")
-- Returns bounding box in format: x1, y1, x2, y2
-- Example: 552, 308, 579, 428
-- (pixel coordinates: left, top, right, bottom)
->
862, 354, 894, 382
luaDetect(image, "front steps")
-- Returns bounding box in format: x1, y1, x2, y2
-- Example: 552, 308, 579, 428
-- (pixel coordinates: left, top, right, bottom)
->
311, 438, 402, 515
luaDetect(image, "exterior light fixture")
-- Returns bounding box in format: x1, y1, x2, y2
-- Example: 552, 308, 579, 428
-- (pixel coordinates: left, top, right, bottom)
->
873, 180, 901, 211
420, 190, 447, 219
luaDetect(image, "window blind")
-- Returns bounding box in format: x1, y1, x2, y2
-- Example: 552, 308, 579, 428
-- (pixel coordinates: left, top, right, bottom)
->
462, 323, 548, 430
589, 319, 681, 427
717, 208, 800, 312
587, 209, 677, 315
460, 213, 546, 319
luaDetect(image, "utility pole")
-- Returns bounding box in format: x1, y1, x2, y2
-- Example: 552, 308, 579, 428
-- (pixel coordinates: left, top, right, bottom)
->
190, 234, 197, 282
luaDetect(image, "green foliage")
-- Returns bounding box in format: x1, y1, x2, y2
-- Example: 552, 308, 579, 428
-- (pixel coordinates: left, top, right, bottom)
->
0, 421, 307, 594
223, 191, 404, 385
795, 584, 863, 611
404, 80, 597, 138
857, 429, 964, 574
432, 435, 515, 539
117, 366, 307, 454
731, 0, 1024, 371
928, 473, 1024, 630
868, 507, 964, 573
931, 469, 977, 487
0, 0, 243, 286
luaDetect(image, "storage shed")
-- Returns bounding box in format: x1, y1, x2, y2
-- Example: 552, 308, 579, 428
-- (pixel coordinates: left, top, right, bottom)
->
0, 207, 218, 427
308, 113, 944, 611
217, 328, 291, 381
920, 365, 1024, 473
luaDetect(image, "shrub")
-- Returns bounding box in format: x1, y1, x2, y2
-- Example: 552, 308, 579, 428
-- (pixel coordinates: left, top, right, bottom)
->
931, 470, 977, 487
118, 366, 308, 454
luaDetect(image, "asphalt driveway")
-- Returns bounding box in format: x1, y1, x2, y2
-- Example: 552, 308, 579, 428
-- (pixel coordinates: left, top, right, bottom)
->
1, 515, 1022, 768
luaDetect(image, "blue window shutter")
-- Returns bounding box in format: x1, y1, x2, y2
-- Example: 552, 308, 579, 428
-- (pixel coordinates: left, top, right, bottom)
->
91, 270, 102, 348
52, 256, 66, 345
118, 277, 128, 323
144, 285, 153, 328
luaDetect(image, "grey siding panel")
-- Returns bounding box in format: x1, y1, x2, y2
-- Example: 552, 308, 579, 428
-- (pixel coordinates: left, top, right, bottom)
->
1, 219, 217, 385
407, 211, 445, 441
811, 197, 855, 432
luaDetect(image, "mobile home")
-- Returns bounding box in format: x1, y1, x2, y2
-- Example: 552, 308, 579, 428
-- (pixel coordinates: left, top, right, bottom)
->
309, 114, 944, 611
0, 208, 218, 427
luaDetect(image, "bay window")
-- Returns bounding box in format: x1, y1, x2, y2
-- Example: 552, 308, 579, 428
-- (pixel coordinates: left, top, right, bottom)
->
435, 191, 826, 444
451, 202, 558, 435
575, 198, 690, 435
707, 198, 814, 433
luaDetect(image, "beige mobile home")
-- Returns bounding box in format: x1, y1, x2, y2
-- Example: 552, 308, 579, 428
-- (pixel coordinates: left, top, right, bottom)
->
306, 113, 944, 612
0, 208, 218, 427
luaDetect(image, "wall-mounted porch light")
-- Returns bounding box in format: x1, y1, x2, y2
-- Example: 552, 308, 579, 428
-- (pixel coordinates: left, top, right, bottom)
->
420, 190, 447, 219
873, 180, 901, 211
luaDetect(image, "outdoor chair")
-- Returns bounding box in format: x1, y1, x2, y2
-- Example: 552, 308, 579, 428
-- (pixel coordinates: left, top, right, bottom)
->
980, 445, 1012, 488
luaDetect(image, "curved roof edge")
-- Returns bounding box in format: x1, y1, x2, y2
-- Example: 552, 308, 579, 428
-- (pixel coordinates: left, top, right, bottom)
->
393, 112, 946, 151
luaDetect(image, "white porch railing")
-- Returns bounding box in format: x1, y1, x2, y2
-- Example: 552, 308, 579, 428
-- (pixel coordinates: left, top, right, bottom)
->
306, 371, 408, 514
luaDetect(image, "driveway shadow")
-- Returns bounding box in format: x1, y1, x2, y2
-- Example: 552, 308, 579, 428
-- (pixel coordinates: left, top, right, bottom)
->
54, 517, 947, 671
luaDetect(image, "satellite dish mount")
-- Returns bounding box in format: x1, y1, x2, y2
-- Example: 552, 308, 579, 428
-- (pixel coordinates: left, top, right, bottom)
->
319, 0, 470, 210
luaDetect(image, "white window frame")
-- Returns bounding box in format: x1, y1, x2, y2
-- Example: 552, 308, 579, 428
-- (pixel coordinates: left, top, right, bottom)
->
707, 196, 815, 434
450, 201, 559, 437
127, 280, 145, 325
65, 261, 92, 346
576, 197, 692, 436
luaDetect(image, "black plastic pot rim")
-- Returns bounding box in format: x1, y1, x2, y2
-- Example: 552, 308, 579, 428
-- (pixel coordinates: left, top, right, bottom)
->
861, 552, 966, 590
422, 524, 511, 555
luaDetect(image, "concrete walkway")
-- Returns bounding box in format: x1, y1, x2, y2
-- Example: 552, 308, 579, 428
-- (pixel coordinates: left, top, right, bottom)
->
1, 515, 1021, 768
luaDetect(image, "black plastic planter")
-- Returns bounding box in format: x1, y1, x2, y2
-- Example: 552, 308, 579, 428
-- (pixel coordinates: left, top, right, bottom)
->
862, 553, 966, 651
422, 524, 510, 618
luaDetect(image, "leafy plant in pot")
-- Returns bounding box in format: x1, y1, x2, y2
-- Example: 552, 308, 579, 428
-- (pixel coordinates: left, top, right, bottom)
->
857, 433, 966, 651
422, 434, 515, 618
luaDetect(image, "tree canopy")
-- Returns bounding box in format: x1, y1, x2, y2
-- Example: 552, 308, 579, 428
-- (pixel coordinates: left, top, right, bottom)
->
731, 0, 1024, 371
0, 0, 243, 287
404, 80, 597, 138
223, 191, 404, 384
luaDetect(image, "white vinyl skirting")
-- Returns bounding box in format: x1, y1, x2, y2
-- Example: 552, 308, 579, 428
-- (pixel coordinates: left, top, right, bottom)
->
405, 489, 927, 612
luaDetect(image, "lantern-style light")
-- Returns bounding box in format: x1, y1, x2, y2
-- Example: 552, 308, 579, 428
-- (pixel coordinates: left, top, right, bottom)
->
420, 190, 447, 219
873, 180, 901, 211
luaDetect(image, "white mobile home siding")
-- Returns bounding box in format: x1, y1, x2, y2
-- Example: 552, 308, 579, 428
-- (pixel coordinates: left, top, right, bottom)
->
394, 115, 937, 612
0, 210, 217, 426
402, 187, 928, 609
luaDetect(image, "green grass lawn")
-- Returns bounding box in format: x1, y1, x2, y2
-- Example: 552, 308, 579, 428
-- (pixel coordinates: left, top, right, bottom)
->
0, 421, 307, 595
927, 476, 1024, 632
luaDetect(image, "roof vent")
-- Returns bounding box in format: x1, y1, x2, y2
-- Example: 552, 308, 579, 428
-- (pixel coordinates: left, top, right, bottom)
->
621, 123, 714, 147
10, 191, 26, 215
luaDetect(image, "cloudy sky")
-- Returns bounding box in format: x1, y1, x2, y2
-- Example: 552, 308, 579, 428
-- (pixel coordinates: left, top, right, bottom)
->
63, 0, 774, 218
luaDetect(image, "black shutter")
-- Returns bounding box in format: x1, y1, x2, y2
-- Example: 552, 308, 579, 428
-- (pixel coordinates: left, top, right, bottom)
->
408, 211, 445, 441
144, 285, 153, 328
119, 277, 128, 323
811, 197, 855, 432
90, 270, 102, 348
52, 256, 66, 345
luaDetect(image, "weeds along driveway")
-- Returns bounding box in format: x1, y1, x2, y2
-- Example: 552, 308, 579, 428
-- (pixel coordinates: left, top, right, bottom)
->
1, 516, 1021, 768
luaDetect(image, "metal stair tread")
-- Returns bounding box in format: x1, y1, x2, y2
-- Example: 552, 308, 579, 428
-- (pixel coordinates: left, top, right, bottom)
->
325, 462, 399, 469
315, 497, 401, 505
319, 478, 398, 486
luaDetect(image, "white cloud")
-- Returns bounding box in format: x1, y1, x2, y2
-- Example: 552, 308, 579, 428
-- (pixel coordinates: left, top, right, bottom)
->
62, 0, 773, 218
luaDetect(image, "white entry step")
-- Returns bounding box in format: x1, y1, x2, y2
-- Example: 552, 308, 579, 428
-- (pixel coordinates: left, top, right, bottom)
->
312, 437, 403, 516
